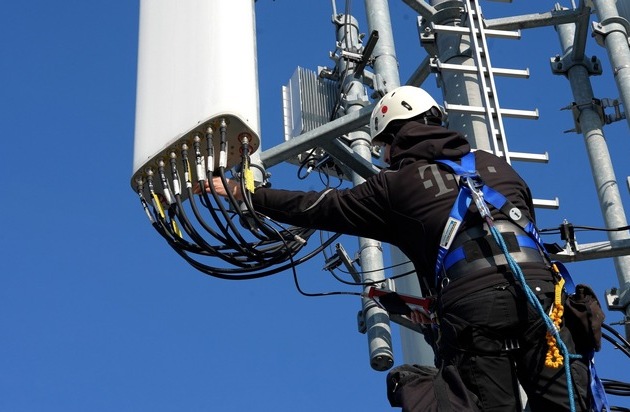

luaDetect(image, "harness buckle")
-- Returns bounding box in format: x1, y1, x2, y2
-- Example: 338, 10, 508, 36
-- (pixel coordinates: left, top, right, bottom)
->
463, 175, 492, 219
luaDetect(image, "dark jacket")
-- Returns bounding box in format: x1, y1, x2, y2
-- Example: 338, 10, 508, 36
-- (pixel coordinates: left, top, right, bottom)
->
251, 121, 538, 291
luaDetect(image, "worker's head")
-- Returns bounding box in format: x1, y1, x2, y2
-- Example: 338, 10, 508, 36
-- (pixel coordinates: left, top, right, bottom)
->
369, 86, 444, 147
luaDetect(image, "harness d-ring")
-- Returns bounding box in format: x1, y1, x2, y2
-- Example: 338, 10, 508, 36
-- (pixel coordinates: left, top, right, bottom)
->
440, 276, 450, 289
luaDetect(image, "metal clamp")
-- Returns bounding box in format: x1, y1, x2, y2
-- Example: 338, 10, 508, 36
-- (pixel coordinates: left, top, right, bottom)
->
550, 53, 603, 77
592, 17, 630, 48
561, 98, 606, 134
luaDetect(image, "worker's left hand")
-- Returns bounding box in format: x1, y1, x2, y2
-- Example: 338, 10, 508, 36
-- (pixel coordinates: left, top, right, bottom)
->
409, 310, 431, 324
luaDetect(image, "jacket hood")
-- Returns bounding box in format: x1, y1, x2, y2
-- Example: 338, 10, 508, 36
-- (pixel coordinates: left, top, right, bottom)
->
389, 121, 471, 166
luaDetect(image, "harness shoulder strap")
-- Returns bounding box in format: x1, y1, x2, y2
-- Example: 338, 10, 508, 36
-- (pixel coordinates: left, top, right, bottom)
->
433, 153, 475, 279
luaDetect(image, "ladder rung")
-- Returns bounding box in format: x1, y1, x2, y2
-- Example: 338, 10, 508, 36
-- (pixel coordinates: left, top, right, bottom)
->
445, 103, 539, 120
533, 198, 560, 209
475, 149, 548, 163
509, 151, 549, 163
430, 22, 521, 40
500, 108, 539, 119
431, 60, 530, 79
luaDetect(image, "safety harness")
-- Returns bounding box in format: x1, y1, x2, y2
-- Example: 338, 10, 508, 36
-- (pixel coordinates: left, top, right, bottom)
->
434, 152, 544, 282
433, 152, 609, 412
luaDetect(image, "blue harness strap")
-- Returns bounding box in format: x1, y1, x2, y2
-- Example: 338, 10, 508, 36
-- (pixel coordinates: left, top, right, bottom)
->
433, 152, 610, 412
443, 234, 538, 271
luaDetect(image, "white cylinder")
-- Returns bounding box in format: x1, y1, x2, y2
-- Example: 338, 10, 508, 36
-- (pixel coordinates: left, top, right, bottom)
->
132, 0, 260, 187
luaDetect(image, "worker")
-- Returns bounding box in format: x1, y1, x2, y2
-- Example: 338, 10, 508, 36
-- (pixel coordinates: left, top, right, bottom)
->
200, 85, 591, 411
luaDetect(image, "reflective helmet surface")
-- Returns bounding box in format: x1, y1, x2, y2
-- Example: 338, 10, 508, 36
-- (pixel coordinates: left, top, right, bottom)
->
369, 86, 442, 143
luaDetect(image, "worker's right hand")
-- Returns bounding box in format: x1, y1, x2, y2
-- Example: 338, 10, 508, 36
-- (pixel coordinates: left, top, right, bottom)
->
193, 177, 243, 201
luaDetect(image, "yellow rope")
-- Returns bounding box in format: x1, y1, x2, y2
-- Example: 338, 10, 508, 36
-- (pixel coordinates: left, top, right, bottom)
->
545, 275, 565, 368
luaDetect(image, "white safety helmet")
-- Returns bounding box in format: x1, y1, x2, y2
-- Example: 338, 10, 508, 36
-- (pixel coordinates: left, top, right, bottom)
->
369, 85, 444, 144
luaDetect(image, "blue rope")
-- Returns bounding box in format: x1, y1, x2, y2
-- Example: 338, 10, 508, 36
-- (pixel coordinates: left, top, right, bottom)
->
488, 223, 582, 412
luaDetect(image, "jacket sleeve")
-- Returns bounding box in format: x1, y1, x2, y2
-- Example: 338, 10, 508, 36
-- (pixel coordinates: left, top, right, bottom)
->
250, 174, 394, 242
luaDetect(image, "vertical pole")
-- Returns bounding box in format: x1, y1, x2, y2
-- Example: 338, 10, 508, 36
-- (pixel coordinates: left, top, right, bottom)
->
592, 0, 630, 131
334, 13, 394, 371
364, 0, 401, 91
429, 0, 491, 150
364, 0, 435, 366
555, 15, 630, 337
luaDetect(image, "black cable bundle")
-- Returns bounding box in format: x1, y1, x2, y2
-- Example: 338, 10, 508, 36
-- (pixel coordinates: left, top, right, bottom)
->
136, 120, 341, 282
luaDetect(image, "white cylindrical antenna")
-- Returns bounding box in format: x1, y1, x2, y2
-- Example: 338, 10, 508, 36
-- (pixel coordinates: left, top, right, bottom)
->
132, 0, 261, 193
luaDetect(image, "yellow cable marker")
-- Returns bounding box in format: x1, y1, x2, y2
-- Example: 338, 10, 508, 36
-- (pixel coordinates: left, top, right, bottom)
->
243, 157, 255, 193
171, 219, 182, 238
152, 192, 165, 219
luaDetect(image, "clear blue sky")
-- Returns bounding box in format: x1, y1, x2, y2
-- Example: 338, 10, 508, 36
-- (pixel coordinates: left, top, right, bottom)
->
1, 1, 629, 411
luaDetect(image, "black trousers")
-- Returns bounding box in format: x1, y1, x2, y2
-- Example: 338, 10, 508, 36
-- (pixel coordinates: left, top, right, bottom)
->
438, 278, 591, 412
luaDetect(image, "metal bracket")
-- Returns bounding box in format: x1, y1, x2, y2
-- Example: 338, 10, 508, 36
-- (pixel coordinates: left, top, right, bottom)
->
336, 243, 362, 283
561, 98, 605, 133
354, 30, 379, 78
339, 50, 363, 62
418, 16, 437, 56
371, 73, 388, 98
600, 97, 626, 124
592, 16, 630, 48
550, 53, 603, 77
560, 219, 579, 253
605, 287, 626, 311
417, 1, 466, 57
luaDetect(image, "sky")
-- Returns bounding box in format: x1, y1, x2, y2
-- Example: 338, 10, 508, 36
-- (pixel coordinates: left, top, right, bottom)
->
1, 1, 630, 411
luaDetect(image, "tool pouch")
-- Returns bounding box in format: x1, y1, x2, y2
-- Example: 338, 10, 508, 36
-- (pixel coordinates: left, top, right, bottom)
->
386, 363, 480, 412
563, 284, 605, 353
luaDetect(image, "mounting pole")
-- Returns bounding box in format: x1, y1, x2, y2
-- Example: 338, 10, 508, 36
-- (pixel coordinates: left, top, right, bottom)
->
427, 0, 493, 150
591, 0, 630, 131
364, 0, 436, 366
333, 12, 394, 371
555, 5, 630, 338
